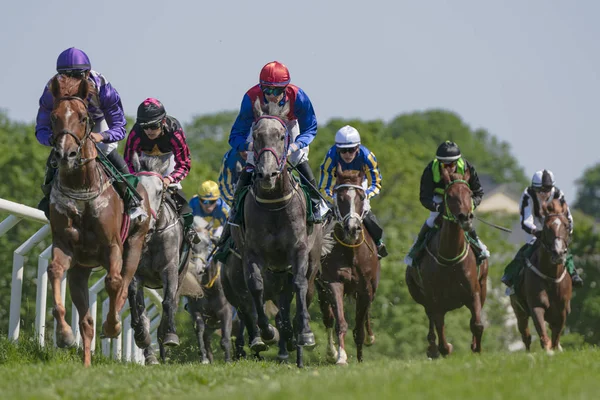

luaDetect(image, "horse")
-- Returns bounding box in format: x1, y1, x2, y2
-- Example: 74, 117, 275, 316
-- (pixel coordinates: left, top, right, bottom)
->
233, 98, 322, 367
127, 153, 190, 364
509, 197, 572, 352
405, 166, 489, 358
317, 167, 380, 365
180, 217, 235, 363
46, 75, 150, 366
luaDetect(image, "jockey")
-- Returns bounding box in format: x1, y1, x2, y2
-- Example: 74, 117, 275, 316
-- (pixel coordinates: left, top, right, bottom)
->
124, 98, 199, 244
404, 141, 490, 267
319, 125, 388, 258
190, 180, 230, 239
227, 61, 329, 222
501, 169, 582, 293
35, 47, 143, 219
218, 149, 248, 206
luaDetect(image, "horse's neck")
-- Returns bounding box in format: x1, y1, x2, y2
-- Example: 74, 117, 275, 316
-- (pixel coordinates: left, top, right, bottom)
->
155, 199, 178, 229
58, 159, 102, 191
537, 246, 565, 276
438, 220, 466, 259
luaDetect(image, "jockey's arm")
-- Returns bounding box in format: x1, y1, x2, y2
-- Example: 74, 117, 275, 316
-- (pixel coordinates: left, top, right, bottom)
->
467, 163, 484, 208
124, 128, 142, 173
229, 95, 254, 152
519, 191, 537, 235
35, 87, 54, 147
167, 128, 191, 184
291, 88, 318, 150
98, 83, 126, 143
218, 154, 235, 205
319, 149, 336, 201
419, 163, 438, 211
557, 189, 574, 234
363, 149, 382, 200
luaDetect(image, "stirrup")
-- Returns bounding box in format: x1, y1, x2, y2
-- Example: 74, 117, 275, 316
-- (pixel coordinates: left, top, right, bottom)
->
129, 206, 147, 220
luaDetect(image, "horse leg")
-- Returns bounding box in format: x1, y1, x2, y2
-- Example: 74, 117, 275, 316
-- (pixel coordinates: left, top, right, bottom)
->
188, 298, 209, 364
246, 260, 278, 345
468, 292, 484, 353
143, 347, 159, 365
433, 312, 453, 356
353, 290, 371, 363
159, 266, 180, 348
292, 249, 314, 348
128, 276, 151, 349
48, 246, 75, 348
531, 306, 552, 352
203, 328, 214, 364
329, 282, 348, 365
68, 267, 93, 366
510, 297, 532, 351
218, 305, 233, 363
233, 309, 247, 359
102, 243, 124, 338
364, 309, 375, 347
317, 281, 338, 362
426, 311, 440, 359
551, 311, 567, 351
277, 275, 296, 362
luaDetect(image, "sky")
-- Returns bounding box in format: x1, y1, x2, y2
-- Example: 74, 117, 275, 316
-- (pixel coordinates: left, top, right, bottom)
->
1, 0, 598, 202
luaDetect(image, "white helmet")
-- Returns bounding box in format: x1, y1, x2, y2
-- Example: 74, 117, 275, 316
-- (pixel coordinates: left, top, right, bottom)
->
531, 169, 555, 189
335, 125, 361, 148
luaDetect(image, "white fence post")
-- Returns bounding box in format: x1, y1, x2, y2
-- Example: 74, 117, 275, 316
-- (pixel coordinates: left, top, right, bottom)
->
34, 245, 52, 346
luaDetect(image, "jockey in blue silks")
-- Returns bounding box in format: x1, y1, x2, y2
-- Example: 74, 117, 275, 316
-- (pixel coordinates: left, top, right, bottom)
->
190, 180, 230, 239
218, 149, 248, 206
35, 47, 143, 219
319, 125, 388, 259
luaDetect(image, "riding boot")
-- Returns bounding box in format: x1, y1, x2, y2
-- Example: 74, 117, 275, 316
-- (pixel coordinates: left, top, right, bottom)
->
565, 252, 584, 287
106, 150, 146, 219
363, 210, 387, 259
217, 168, 253, 249
38, 150, 57, 219
174, 189, 200, 244
295, 161, 329, 223
404, 223, 433, 267
468, 228, 490, 260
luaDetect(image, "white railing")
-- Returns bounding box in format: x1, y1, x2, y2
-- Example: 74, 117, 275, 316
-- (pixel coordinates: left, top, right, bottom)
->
1, 197, 162, 363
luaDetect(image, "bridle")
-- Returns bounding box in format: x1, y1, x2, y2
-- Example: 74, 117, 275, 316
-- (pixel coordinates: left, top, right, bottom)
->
252, 115, 290, 174
442, 179, 473, 222
540, 213, 570, 255
333, 183, 367, 226
50, 96, 93, 168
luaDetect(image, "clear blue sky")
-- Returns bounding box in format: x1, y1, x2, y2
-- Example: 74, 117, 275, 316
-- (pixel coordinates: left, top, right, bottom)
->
1, 0, 598, 201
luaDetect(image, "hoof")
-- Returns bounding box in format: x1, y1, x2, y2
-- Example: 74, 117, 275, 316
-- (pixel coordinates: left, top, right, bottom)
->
145, 355, 159, 365
277, 353, 289, 363
261, 325, 279, 345
56, 330, 76, 348
297, 332, 316, 349
364, 335, 376, 347
235, 349, 247, 360
335, 360, 348, 366
201, 358, 210, 365
326, 349, 339, 364
162, 333, 180, 347
427, 347, 440, 359
102, 320, 121, 339
134, 331, 152, 349
250, 337, 268, 353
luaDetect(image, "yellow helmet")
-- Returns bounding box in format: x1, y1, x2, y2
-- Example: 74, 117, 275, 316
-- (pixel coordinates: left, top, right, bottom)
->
198, 180, 220, 200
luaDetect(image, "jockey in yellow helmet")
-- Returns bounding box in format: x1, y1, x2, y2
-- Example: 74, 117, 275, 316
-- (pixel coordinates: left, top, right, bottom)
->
190, 180, 230, 239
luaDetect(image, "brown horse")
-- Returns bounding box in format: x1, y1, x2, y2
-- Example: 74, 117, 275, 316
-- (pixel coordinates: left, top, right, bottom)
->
46, 75, 150, 366
318, 167, 380, 365
406, 167, 488, 358
510, 197, 572, 352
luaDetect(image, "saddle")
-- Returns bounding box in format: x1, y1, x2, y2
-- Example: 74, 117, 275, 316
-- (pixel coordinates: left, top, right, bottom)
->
413, 227, 486, 267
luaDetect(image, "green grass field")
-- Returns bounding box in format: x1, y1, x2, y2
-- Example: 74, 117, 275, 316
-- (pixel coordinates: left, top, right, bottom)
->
1, 337, 598, 400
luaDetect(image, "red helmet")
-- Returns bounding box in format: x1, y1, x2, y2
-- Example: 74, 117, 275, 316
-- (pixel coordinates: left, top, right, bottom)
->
259, 61, 290, 87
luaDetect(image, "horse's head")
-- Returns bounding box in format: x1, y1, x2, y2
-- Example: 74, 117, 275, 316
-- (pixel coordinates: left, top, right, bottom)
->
49, 75, 93, 169
191, 216, 216, 275
251, 98, 290, 190
441, 166, 474, 231
133, 153, 170, 230
540, 198, 570, 264
334, 165, 366, 240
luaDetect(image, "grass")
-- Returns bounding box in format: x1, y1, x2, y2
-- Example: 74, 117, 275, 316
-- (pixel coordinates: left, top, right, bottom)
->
1, 336, 599, 400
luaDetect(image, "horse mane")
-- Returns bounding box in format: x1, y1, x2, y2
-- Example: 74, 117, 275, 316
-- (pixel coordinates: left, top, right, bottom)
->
50, 74, 97, 101
321, 218, 336, 257
137, 153, 170, 176
336, 167, 362, 184
252, 98, 290, 123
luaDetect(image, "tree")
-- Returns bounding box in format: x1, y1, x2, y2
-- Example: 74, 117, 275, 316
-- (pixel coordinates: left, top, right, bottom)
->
574, 162, 600, 219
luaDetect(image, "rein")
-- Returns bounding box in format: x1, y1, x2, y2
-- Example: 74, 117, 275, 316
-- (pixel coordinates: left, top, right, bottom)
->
442, 179, 473, 222
331, 182, 374, 254
253, 115, 290, 174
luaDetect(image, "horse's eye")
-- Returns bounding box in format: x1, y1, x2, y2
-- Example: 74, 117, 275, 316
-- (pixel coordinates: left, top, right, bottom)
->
50, 114, 58, 123
280, 134, 285, 140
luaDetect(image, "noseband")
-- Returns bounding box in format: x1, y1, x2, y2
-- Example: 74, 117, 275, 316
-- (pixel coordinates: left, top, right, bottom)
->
253, 115, 290, 173
50, 96, 93, 168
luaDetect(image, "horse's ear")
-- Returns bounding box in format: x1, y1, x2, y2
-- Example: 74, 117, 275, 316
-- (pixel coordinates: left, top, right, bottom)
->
131, 152, 141, 173
253, 98, 263, 119
77, 78, 89, 100
50, 76, 61, 99
463, 165, 471, 182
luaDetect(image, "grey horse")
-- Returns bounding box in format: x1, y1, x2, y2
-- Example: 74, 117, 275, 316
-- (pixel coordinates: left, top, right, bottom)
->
180, 217, 236, 363
233, 99, 322, 367
127, 153, 190, 364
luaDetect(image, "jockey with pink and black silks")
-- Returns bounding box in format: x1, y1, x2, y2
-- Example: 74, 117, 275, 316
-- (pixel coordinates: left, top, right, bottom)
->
124, 98, 199, 244
227, 61, 329, 222
35, 47, 142, 218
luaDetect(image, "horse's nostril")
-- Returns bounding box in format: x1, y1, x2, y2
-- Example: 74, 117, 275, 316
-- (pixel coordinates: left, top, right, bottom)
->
256, 173, 264, 180
468, 213, 474, 220
270, 171, 278, 178
68, 151, 78, 159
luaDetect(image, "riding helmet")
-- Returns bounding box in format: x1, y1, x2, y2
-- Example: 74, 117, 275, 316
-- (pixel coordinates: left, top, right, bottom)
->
531, 169, 555, 190
137, 98, 167, 123
198, 181, 220, 201
259, 61, 291, 87
436, 141, 462, 163
56, 47, 91, 72
335, 125, 361, 148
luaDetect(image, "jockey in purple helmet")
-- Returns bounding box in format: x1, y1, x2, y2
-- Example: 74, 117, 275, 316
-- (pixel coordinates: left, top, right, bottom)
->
35, 47, 144, 219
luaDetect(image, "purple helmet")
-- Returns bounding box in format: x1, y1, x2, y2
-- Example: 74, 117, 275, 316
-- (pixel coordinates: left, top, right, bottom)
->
56, 47, 91, 73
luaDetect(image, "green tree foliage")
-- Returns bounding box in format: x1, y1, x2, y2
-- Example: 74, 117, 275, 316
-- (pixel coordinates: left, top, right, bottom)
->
1, 107, 598, 359
574, 162, 600, 219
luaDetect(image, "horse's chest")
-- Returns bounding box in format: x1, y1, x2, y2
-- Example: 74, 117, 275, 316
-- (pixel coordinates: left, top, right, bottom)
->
51, 190, 112, 219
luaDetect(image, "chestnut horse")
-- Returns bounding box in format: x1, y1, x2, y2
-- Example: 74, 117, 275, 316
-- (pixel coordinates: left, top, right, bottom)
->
510, 197, 572, 352
406, 167, 488, 358
46, 75, 150, 366
317, 167, 380, 365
